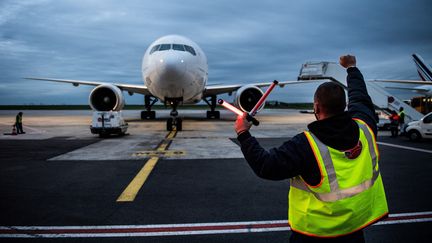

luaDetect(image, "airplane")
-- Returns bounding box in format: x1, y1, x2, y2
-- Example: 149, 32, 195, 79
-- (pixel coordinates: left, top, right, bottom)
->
372, 54, 432, 96
413, 53, 432, 81
26, 35, 304, 131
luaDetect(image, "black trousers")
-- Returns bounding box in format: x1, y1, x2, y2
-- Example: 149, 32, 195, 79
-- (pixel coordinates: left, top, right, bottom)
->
390, 125, 398, 137
16, 123, 24, 133
290, 230, 365, 243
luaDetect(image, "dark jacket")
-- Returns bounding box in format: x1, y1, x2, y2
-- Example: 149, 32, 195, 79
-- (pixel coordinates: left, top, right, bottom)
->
237, 67, 377, 185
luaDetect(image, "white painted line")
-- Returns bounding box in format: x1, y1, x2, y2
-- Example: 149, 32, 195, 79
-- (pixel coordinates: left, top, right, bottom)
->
375, 218, 432, 226
0, 228, 291, 238
1, 211, 431, 238
389, 211, 432, 217
377, 142, 432, 154
0, 220, 287, 230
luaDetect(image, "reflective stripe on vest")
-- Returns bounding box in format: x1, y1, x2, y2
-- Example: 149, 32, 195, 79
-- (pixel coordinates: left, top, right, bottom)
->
289, 119, 388, 237
290, 122, 379, 202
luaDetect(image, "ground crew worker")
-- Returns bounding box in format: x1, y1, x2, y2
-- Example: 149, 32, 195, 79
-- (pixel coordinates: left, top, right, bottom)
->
389, 110, 399, 137
398, 107, 405, 135
15, 112, 25, 134
234, 55, 388, 242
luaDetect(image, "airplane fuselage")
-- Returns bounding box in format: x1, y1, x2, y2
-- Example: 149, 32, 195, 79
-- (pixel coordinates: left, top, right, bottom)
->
141, 35, 208, 104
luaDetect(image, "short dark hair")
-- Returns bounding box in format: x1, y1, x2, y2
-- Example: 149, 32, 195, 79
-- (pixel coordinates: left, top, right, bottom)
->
314, 82, 346, 116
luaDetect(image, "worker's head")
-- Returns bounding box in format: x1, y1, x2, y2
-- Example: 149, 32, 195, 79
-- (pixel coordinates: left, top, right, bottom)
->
313, 82, 346, 120
399, 107, 404, 112
18, 112, 23, 116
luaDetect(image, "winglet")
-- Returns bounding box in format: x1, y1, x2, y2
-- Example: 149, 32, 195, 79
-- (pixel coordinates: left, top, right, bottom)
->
412, 53, 432, 81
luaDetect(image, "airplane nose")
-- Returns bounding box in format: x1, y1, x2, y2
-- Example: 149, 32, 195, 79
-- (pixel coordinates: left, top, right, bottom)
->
157, 52, 187, 81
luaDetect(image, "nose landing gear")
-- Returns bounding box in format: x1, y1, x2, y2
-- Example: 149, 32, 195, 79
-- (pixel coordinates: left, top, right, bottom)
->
167, 117, 182, 131
166, 99, 182, 131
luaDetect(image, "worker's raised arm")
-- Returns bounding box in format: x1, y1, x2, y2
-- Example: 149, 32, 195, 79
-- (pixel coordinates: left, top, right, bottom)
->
235, 114, 306, 180
340, 55, 378, 135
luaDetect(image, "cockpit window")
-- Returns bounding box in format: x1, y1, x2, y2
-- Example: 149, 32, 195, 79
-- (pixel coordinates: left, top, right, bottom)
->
173, 44, 185, 51
184, 45, 196, 56
149, 45, 160, 54
159, 44, 171, 51
149, 43, 197, 56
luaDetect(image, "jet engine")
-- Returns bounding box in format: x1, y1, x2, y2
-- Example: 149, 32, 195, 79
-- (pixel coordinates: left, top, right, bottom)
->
89, 84, 125, 111
234, 85, 264, 112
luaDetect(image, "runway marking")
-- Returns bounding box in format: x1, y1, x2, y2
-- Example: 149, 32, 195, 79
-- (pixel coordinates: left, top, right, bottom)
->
377, 142, 432, 154
132, 150, 185, 157
116, 130, 177, 202
1, 211, 431, 238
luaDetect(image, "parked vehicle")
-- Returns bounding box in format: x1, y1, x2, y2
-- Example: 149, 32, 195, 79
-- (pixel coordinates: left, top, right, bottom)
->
90, 111, 128, 137
405, 112, 432, 141
377, 117, 391, 131
376, 111, 391, 131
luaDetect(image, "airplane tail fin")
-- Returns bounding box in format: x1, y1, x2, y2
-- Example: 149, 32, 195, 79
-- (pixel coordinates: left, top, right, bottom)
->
412, 53, 432, 81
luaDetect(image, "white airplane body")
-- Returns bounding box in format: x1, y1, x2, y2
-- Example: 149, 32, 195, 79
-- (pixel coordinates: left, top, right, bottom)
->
27, 35, 301, 131
142, 35, 207, 104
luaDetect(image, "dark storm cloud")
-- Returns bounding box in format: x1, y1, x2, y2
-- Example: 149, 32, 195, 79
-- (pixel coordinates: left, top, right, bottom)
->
0, 0, 431, 104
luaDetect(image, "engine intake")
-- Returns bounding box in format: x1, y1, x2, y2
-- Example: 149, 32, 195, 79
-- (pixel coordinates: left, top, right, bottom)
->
89, 84, 125, 111
234, 85, 264, 112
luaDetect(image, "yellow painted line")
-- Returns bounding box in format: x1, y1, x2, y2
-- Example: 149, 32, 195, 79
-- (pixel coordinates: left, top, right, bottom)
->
157, 131, 176, 151
157, 143, 169, 151
116, 157, 159, 202
166, 130, 177, 139
116, 130, 177, 202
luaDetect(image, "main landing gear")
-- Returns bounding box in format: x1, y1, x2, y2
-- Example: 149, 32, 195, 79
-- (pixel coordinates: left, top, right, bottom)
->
203, 95, 220, 119
166, 100, 182, 131
141, 95, 158, 119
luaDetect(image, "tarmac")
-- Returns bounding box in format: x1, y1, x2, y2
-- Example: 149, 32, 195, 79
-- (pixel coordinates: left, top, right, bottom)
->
0, 109, 431, 242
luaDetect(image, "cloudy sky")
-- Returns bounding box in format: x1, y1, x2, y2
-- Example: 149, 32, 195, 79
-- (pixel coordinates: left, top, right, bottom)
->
0, 0, 431, 105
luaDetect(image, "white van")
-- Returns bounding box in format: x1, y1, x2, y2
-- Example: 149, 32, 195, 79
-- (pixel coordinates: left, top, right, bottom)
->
90, 111, 128, 137
405, 112, 432, 141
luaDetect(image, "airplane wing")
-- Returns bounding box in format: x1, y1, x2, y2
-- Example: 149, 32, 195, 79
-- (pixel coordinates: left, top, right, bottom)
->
371, 79, 432, 85
26, 77, 328, 97
203, 80, 315, 96
383, 86, 430, 92
24, 77, 152, 95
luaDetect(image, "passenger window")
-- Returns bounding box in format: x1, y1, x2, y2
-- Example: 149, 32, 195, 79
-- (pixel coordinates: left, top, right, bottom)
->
149, 45, 160, 54
423, 114, 432, 124
184, 45, 196, 56
173, 44, 185, 51
159, 44, 171, 51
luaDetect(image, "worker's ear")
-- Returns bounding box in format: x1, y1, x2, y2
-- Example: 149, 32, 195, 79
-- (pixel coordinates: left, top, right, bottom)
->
313, 102, 320, 120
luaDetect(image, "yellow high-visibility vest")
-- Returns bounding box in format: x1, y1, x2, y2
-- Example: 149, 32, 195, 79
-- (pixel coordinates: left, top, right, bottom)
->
288, 119, 388, 238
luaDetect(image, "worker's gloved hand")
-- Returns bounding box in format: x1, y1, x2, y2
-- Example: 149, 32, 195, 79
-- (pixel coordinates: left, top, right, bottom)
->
339, 55, 356, 68
235, 112, 252, 135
